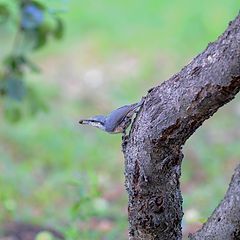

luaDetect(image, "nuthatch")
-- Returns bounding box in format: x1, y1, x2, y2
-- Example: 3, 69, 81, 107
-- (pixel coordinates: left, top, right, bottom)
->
79, 99, 144, 134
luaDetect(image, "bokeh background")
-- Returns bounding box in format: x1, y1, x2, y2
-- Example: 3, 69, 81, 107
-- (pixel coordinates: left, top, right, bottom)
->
0, 1, 239, 239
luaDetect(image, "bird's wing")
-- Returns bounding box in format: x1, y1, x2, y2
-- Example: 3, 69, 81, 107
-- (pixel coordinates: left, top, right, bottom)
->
105, 103, 140, 132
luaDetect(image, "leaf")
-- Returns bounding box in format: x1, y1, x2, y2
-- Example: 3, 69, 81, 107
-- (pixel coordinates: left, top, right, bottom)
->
4, 55, 25, 71
4, 55, 19, 71
53, 17, 64, 39
6, 77, 26, 101
33, 25, 49, 49
4, 55, 40, 73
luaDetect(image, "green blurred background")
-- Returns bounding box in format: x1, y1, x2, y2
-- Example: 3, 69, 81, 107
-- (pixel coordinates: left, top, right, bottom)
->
0, 0, 239, 239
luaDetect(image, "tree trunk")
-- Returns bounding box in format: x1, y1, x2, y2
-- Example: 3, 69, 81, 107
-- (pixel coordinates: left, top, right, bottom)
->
122, 13, 240, 240
189, 164, 240, 240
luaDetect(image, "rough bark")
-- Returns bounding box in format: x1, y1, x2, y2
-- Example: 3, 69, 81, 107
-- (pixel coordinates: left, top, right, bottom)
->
189, 164, 240, 240
122, 13, 240, 240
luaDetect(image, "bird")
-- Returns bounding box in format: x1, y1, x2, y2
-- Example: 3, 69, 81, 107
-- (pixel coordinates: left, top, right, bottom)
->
79, 99, 144, 134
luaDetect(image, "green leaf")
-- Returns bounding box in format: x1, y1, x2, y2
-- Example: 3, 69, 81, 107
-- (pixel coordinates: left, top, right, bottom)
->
53, 17, 64, 39
4, 55, 40, 73
4, 55, 25, 72
4, 55, 19, 71
34, 26, 49, 49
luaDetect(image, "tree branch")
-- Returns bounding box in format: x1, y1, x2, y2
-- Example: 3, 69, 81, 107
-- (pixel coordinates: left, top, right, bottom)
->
189, 164, 240, 240
122, 13, 240, 240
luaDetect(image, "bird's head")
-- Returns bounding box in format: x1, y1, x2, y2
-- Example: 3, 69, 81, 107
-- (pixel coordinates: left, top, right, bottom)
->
79, 115, 106, 131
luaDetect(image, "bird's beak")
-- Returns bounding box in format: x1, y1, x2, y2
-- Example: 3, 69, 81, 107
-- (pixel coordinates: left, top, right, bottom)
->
79, 118, 99, 124
79, 119, 91, 124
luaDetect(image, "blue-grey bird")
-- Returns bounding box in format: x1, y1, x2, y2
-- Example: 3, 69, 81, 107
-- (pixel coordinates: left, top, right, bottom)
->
79, 99, 144, 134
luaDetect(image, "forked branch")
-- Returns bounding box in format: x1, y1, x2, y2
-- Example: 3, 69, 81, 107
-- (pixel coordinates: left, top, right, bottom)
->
123, 13, 240, 240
